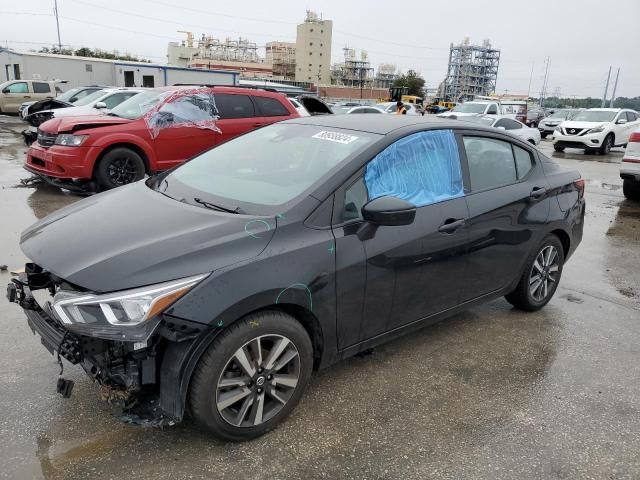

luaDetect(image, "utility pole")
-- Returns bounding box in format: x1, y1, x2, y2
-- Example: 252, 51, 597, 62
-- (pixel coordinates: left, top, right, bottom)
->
540, 57, 550, 108
601, 66, 611, 107
54, 0, 62, 51
526, 59, 534, 98
609, 68, 620, 108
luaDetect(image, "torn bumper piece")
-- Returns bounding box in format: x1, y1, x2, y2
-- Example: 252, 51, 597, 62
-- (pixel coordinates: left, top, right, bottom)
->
7, 275, 180, 427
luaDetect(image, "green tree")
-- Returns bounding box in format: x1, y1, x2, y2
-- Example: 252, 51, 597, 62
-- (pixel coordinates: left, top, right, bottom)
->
38, 46, 151, 63
393, 70, 426, 97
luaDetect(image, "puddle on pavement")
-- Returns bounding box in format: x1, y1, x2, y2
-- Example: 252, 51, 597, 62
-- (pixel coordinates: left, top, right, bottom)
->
551, 149, 623, 164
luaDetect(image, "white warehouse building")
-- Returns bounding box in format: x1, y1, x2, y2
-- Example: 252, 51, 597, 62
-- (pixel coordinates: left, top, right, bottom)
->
0, 49, 238, 89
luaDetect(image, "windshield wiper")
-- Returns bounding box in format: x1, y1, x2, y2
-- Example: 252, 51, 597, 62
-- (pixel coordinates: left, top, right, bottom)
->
193, 197, 244, 214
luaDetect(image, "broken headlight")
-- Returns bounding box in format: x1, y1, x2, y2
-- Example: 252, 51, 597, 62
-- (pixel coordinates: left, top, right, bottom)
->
55, 134, 89, 146
51, 274, 207, 341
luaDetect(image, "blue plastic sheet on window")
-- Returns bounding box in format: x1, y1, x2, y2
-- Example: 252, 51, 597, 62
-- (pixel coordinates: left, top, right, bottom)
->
364, 129, 463, 207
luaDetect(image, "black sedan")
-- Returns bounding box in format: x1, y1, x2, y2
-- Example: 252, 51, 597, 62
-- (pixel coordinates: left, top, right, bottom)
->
7, 115, 585, 441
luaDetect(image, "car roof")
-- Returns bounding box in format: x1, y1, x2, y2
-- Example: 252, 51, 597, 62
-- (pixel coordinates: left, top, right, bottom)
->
286, 114, 465, 135
586, 108, 621, 112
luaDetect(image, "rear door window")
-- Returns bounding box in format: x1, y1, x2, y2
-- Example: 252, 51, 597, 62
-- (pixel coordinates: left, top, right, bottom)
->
254, 96, 290, 116
495, 118, 522, 130
463, 137, 518, 191
513, 145, 534, 179
33, 82, 52, 94
215, 94, 255, 119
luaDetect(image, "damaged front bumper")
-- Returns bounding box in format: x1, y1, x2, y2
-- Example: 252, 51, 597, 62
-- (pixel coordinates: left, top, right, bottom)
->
7, 268, 188, 427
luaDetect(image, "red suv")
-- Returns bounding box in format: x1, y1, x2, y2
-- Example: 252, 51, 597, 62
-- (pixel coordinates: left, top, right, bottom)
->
25, 86, 299, 190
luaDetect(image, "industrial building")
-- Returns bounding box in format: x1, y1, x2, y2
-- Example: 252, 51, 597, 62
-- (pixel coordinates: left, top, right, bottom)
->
330, 48, 374, 88
295, 10, 332, 84
374, 64, 398, 89
443, 38, 500, 102
265, 42, 296, 81
167, 35, 272, 78
1, 49, 237, 88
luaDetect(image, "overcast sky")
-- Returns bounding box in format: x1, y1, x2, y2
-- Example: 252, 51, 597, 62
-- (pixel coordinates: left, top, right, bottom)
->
2, 0, 639, 97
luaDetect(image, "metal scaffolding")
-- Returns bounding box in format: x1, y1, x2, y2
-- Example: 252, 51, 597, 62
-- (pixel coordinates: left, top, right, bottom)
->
444, 38, 500, 102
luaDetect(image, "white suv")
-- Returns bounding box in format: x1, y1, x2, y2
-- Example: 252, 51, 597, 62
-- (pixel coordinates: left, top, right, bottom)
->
621, 128, 640, 200
552, 108, 640, 154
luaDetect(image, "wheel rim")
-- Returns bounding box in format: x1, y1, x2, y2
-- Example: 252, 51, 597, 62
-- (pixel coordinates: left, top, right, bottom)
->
216, 334, 300, 428
604, 137, 611, 153
107, 157, 139, 185
529, 245, 560, 302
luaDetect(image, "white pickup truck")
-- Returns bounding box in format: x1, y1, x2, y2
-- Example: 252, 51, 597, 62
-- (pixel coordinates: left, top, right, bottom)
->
437, 100, 502, 118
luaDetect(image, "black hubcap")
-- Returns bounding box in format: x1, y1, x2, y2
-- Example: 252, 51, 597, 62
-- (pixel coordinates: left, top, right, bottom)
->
107, 157, 138, 185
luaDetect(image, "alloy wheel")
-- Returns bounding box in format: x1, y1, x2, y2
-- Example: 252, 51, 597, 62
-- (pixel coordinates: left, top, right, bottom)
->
107, 157, 139, 185
216, 334, 300, 428
529, 245, 560, 302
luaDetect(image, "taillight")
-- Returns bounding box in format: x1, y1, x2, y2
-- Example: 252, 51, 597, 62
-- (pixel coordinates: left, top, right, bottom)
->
575, 178, 585, 199
629, 132, 640, 143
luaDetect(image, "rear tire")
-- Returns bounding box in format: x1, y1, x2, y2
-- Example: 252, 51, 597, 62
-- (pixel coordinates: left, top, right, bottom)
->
623, 179, 640, 201
553, 145, 565, 152
189, 311, 313, 441
95, 147, 146, 190
505, 234, 565, 311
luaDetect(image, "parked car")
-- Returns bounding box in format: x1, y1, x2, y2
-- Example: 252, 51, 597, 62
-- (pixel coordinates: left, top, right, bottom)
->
19, 85, 108, 119
425, 104, 450, 114
537, 109, 580, 138
288, 98, 310, 116
8, 115, 585, 441
25, 86, 299, 191
22, 88, 144, 144
437, 100, 501, 118
621, 128, 640, 200
0, 79, 65, 114
462, 115, 542, 145
552, 108, 640, 154
525, 108, 547, 128
291, 96, 333, 116
346, 106, 386, 114
376, 102, 421, 115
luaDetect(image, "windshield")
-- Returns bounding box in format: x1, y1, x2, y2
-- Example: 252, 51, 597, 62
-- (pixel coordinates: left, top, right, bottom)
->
56, 88, 80, 103
161, 123, 377, 211
571, 110, 617, 122
72, 89, 108, 107
462, 116, 495, 127
547, 110, 569, 119
110, 90, 165, 119
453, 103, 487, 114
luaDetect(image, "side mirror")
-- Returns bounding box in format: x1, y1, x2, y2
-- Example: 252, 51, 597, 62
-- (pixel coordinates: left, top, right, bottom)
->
94, 101, 107, 109
2, 88, 9, 94
362, 196, 416, 226
616, 118, 627, 125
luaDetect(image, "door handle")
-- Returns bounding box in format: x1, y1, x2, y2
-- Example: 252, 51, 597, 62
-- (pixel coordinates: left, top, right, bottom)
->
438, 218, 465, 233
529, 186, 547, 199
24, 95, 31, 99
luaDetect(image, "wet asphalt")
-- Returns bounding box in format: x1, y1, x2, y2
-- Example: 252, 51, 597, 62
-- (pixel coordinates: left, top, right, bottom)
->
0, 115, 638, 480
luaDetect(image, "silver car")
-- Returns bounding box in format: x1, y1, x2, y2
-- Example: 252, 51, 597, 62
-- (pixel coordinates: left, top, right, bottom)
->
538, 109, 581, 138
461, 115, 542, 145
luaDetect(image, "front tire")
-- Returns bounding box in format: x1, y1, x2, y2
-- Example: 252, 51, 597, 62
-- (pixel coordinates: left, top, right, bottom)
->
95, 147, 146, 190
623, 179, 640, 201
599, 133, 613, 155
505, 234, 565, 311
189, 311, 313, 441
553, 145, 565, 152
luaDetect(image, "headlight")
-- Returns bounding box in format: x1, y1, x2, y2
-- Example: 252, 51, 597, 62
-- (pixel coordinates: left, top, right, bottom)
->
51, 274, 207, 341
587, 126, 605, 134
554, 127, 562, 132
54, 134, 89, 146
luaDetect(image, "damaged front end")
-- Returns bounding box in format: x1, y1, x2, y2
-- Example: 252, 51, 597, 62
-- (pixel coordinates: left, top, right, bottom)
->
7, 264, 206, 427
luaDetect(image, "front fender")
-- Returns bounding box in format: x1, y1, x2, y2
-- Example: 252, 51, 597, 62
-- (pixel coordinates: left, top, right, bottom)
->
90, 133, 156, 168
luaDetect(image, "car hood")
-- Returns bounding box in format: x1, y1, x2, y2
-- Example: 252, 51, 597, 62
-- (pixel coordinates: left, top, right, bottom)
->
49, 105, 101, 118
38, 114, 133, 134
540, 117, 563, 124
560, 121, 607, 129
20, 181, 276, 292
437, 111, 479, 118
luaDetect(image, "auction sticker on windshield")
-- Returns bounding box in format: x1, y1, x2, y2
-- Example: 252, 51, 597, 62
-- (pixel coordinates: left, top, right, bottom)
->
312, 131, 359, 144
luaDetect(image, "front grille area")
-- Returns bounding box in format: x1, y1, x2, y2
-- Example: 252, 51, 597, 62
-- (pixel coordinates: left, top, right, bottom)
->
562, 127, 584, 136
37, 130, 57, 148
